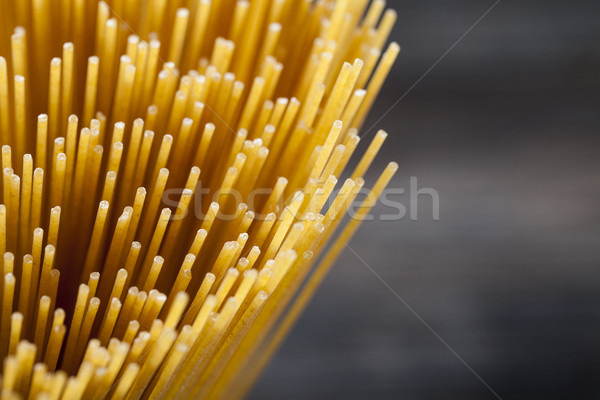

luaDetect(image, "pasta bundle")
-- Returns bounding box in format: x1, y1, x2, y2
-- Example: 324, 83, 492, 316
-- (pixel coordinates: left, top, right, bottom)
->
0, 0, 398, 398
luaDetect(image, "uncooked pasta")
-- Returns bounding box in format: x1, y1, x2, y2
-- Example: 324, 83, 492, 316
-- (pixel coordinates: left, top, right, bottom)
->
0, 0, 398, 398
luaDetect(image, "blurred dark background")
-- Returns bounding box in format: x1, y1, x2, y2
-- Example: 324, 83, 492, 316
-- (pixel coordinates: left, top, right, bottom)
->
251, 1, 600, 399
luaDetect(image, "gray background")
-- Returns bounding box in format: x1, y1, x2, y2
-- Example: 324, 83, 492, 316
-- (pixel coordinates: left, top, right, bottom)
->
251, 1, 600, 399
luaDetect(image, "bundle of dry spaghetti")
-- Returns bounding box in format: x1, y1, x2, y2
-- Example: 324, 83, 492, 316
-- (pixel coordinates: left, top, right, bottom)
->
0, 0, 398, 398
